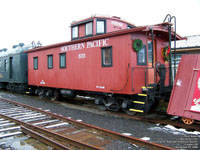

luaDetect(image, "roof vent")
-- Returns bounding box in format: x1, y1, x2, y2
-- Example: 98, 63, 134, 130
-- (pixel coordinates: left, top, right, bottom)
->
112, 16, 121, 19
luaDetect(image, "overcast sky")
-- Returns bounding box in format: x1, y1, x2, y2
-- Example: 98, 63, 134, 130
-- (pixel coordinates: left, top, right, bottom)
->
0, 0, 200, 49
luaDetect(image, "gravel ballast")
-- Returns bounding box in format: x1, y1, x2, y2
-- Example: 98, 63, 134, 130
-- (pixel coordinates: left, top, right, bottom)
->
0, 91, 199, 150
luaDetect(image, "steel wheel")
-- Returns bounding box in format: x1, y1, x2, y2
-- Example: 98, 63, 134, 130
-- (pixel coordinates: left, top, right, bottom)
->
51, 90, 59, 101
182, 117, 194, 125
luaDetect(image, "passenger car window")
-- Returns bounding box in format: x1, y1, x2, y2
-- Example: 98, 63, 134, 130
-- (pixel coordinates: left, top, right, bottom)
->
4, 60, 8, 71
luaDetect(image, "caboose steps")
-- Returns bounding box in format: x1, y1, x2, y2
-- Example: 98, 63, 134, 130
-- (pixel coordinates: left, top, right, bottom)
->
128, 93, 152, 114
133, 101, 145, 104
129, 109, 144, 113
138, 94, 147, 97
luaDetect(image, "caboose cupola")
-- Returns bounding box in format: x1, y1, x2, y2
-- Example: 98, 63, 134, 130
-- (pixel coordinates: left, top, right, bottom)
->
71, 15, 135, 40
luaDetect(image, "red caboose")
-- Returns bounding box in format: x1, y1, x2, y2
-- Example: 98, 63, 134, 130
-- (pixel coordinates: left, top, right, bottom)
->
26, 16, 181, 114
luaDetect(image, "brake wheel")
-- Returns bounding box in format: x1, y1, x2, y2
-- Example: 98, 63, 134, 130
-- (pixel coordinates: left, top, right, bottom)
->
182, 117, 194, 125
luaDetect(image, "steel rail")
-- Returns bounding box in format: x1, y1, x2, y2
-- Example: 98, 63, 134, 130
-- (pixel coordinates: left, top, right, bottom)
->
0, 110, 103, 150
0, 97, 174, 150
21, 126, 72, 150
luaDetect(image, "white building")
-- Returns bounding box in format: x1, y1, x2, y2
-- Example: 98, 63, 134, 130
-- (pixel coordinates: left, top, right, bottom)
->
171, 35, 200, 78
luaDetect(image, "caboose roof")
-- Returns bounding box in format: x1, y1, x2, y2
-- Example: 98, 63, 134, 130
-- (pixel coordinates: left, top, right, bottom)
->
25, 22, 182, 53
71, 15, 136, 27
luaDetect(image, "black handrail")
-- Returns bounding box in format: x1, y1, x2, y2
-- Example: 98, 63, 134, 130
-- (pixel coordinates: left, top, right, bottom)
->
163, 14, 177, 86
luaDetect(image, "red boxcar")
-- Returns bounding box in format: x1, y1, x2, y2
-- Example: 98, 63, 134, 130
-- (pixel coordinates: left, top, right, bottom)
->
167, 54, 200, 124
26, 16, 181, 113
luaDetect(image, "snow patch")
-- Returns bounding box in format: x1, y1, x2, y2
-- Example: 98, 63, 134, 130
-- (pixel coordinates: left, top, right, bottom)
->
170, 116, 180, 121
140, 137, 150, 141
76, 119, 82, 122
122, 133, 132, 136
149, 124, 200, 136
8, 94, 16, 98
132, 143, 138, 148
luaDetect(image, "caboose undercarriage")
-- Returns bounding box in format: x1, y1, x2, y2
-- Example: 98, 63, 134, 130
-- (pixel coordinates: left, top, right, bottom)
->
30, 85, 171, 114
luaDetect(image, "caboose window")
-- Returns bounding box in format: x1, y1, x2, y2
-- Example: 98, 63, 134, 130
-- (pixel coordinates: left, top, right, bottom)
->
47, 55, 53, 69
85, 22, 93, 36
33, 57, 38, 70
72, 26, 78, 39
148, 41, 153, 63
97, 20, 106, 34
60, 53, 66, 68
101, 47, 112, 67
137, 45, 146, 66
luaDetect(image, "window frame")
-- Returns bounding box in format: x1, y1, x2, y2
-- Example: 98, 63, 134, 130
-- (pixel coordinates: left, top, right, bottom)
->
101, 46, 113, 67
85, 22, 93, 37
72, 26, 79, 39
137, 45, 147, 66
59, 53, 66, 69
33, 57, 38, 70
47, 54, 53, 69
96, 19, 106, 35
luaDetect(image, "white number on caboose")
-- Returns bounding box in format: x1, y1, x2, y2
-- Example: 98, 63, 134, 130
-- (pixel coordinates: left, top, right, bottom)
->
96, 86, 105, 89
78, 53, 86, 59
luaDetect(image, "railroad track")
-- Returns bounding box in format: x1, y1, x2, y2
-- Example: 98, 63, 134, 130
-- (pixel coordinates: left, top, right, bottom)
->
59, 96, 200, 132
0, 116, 52, 149
0, 97, 174, 150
